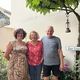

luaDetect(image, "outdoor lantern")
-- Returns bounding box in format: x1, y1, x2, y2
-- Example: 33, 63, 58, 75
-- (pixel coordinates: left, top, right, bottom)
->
65, 13, 71, 33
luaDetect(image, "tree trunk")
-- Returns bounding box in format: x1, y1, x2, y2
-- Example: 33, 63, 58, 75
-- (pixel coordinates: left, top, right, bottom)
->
73, 10, 80, 80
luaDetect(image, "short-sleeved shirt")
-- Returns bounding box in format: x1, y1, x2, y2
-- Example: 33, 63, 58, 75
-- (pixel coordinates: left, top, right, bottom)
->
27, 41, 43, 66
42, 36, 62, 65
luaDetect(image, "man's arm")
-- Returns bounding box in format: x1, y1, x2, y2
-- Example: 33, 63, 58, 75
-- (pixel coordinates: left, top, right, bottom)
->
58, 49, 64, 71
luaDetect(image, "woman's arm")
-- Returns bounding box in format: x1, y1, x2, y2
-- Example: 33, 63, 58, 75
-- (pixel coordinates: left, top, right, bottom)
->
4, 42, 13, 60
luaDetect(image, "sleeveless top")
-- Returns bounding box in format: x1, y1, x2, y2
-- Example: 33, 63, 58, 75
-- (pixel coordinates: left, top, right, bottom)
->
7, 41, 28, 80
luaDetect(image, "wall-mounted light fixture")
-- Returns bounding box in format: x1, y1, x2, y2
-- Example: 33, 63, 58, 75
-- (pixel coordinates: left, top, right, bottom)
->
65, 12, 71, 33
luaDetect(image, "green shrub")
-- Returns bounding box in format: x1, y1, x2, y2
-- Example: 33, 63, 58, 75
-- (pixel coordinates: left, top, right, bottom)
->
61, 58, 80, 80
0, 50, 8, 80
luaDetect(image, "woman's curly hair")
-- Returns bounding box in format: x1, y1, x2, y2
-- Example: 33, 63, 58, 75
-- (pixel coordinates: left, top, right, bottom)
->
14, 28, 27, 39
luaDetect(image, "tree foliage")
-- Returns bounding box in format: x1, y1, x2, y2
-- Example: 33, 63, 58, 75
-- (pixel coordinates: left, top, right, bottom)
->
26, 0, 80, 14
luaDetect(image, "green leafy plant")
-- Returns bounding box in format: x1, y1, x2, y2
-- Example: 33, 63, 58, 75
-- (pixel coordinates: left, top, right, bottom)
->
61, 58, 80, 80
63, 69, 76, 80
0, 50, 8, 80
